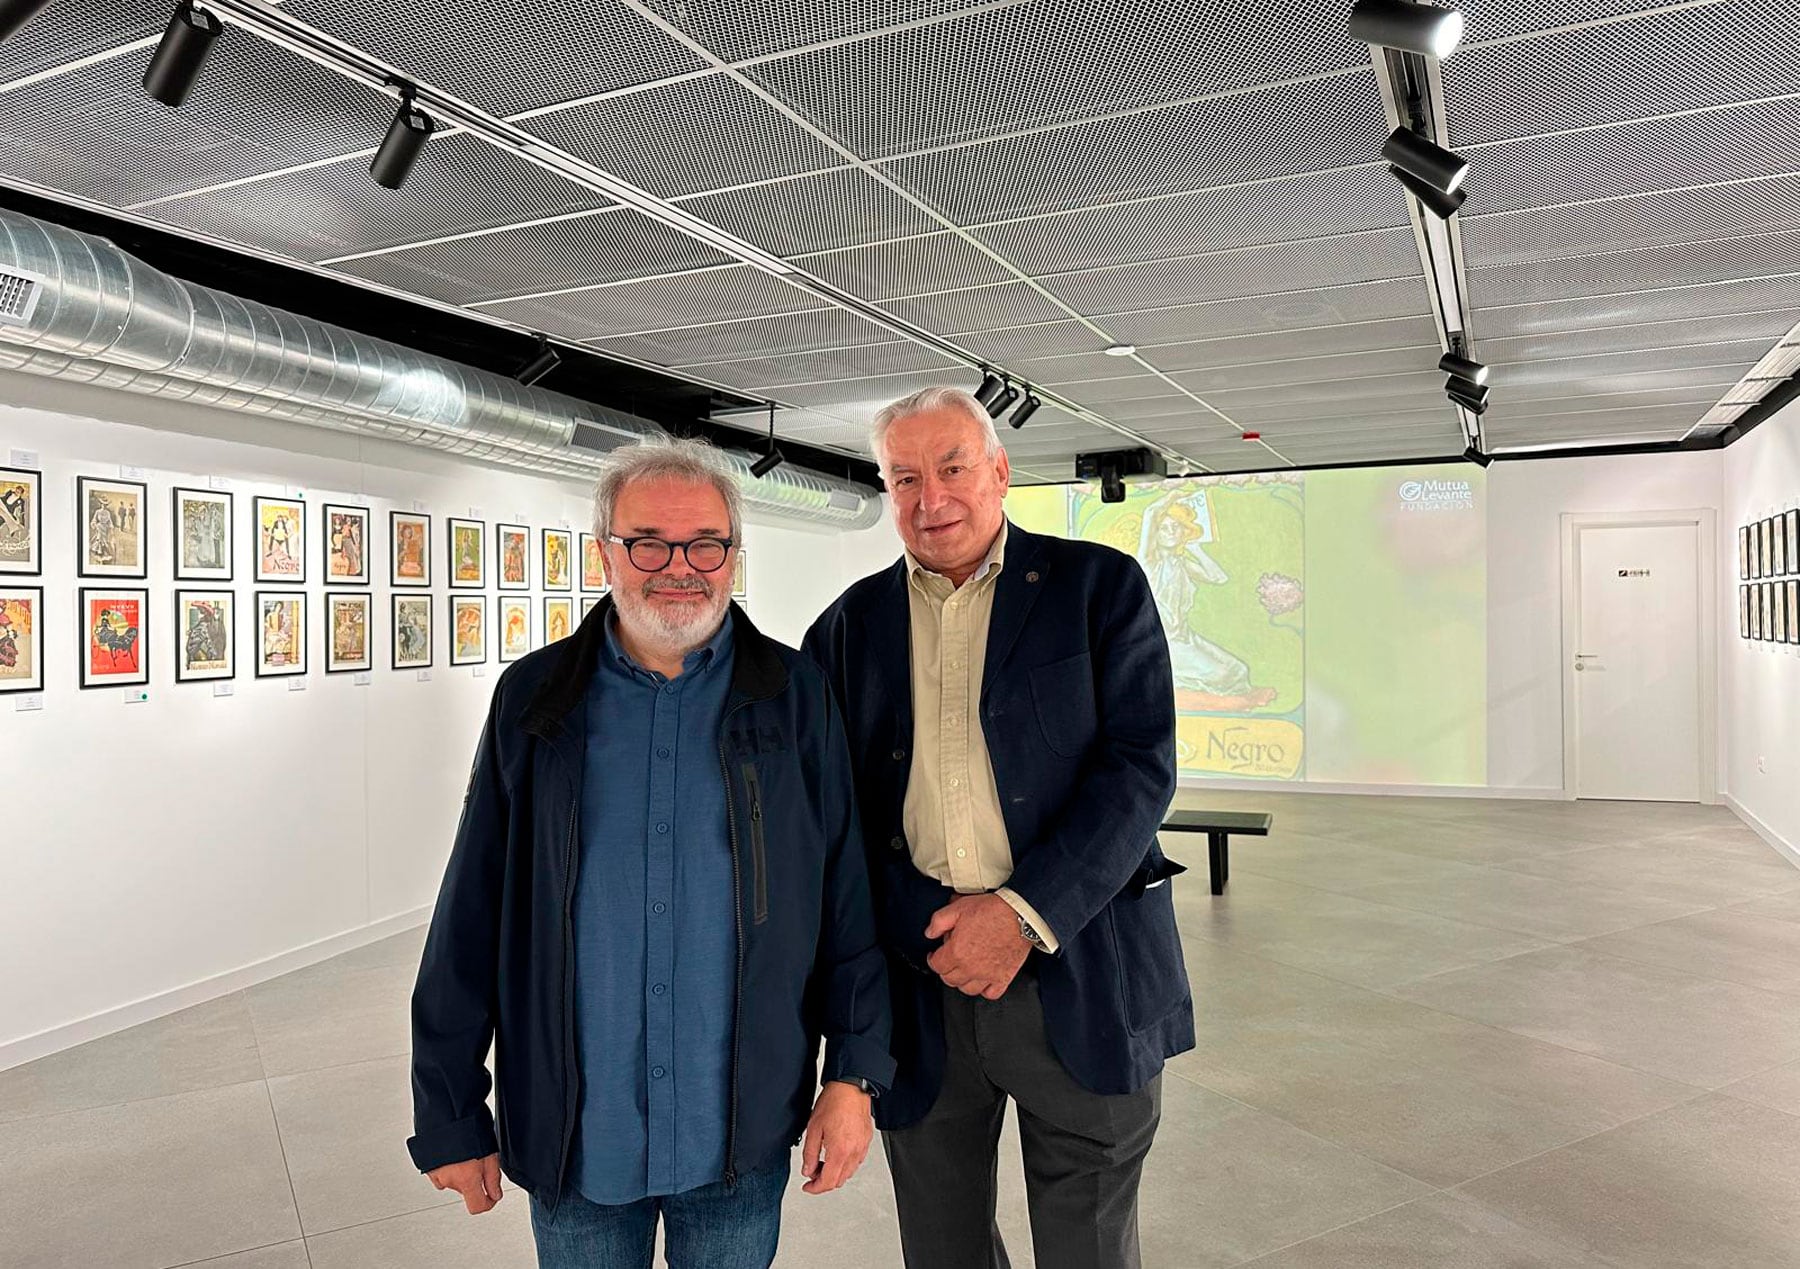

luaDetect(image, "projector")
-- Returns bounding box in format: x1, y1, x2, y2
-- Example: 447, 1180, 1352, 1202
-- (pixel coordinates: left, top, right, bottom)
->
1074, 447, 1168, 503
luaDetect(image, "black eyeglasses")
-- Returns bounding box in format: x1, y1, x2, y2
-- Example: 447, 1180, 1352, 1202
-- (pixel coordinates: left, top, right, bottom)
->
606, 534, 734, 574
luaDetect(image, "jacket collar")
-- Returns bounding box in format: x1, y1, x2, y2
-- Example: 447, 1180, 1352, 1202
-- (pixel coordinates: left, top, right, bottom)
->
522, 594, 787, 738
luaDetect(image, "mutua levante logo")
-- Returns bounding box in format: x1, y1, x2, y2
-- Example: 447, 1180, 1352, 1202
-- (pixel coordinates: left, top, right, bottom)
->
1397, 478, 1474, 511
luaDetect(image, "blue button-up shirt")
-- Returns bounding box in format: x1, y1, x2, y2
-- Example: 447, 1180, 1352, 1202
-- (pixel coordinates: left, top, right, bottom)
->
569, 611, 738, 1205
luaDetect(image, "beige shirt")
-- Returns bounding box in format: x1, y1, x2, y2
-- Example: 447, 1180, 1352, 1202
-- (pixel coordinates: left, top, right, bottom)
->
901, 523, 1059, 951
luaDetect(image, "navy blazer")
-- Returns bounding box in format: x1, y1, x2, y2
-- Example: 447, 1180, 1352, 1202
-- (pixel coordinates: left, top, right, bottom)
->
803, 521, 1192, 1129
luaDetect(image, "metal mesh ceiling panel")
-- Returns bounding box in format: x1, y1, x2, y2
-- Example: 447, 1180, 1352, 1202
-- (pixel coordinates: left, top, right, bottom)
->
1480, 277, 1800, 338
676, 340, 961, 389
1500, 386, 1738, 418
1094, 280, 1432, 347
521, 76, 842, 200
639, 0, 988, 64
877, 71, 1389, 225
476, 265, 826, 341
1139, 316, 1443, 372
676, 168, 940, 257
796, 232, 1013, 301
747, 0, 1368, 159
329, 209, 731, 305
591, 309, 901, 366
952, 321, 1111, 363
0, 0, 165, 86
151, 133, 608, 260
1482, 310, 1800, 366
1492, 343, 1772, 390
1471, 234, 1800, 307
1172, 347, 1444, 395
1458, 0, 1678, 42
285, 0, 709, 117
879, 283, 1070, 335
774, 369, 975, 412
1487, 403, 1709, 445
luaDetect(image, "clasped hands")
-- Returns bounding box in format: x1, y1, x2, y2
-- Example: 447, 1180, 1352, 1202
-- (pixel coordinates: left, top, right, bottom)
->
925, 891, 1033, 1000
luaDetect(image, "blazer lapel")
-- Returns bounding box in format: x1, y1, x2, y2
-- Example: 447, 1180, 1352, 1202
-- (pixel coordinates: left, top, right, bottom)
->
983, 522, 1047, 701
861, 559, 915, 734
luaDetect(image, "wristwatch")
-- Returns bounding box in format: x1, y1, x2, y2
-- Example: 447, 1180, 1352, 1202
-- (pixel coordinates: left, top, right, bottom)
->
1016, 912, 1048, 952
837, 1077, 878, 1097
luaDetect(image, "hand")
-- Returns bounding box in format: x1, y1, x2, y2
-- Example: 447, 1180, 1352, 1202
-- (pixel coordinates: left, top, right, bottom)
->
427, 1153, 503, 1214
925, 893, 1031, 1000
800, 1081, 874, 1195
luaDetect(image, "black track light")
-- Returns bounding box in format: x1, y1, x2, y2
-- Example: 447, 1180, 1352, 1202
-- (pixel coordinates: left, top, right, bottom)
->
143, 2, 222, 109
973, 372, 1005, 408
1444, 376, 1489, 407
370, 86, 434, 190
1438, 351, 1488, 385
987, 383, 1021, 418
1008, 394, 1041, 430
1450, 394, 1489, 417
516, 336, 560, 386
0, 0, 56, 44
1462, 444, 1492, 468
750, 401, 783, 478
1389, 164, 1466, 219
1384, 128, 1468, 196
1347, 0, 1465, 59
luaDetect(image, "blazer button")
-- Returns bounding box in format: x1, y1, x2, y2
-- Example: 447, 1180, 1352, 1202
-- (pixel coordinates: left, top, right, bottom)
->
891, 748, 906, 761
1026, 570, 1040, 583
889, 836, 906, 853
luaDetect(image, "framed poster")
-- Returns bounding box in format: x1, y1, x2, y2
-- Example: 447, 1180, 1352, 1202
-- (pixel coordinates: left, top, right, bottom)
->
496, 523, 530, 590
499, 595, 531, 662
327, 592, 372, 673
580, 531, 607, 593
0, 585, 43, 693
544, 595, 573, 645
448, 517, 485, 588
392, 593, 433, 670
451, 594, 487, 665
581, 595, 600, 621
255, 591, 307, 677
174, 590, 234, 682
1740, 584, 1752, 640
1777, 581, 1790, 644
0, 466, 42, 575
1762, 518, 1775, 578
253, 495, 306, 584
1750, 522, 1762, 579
731, 549, 748, 600
79, 586, 147, 688
1787, 509, 1799, 576
1789, 580, 1800, 645
77, 476, 147, 579
543, 527, 572, 592
1739, 524, 1750, 580
172, 487, 232, 581
390, 510, 431, 587
324, 504, 370, 585
1775, 514, 1789, 578
1761, 582, 1774, 642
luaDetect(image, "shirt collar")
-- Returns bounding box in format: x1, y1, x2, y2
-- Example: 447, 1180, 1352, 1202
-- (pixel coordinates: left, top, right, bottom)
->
905, 519, 1009, 590
602, 605, 734, 679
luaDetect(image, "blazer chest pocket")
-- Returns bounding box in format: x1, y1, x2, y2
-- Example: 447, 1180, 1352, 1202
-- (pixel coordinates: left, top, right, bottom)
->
1028, 652, 1096, 758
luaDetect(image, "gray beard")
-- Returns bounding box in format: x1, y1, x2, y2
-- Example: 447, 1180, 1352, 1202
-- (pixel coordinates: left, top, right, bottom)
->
612, 576, 730, 661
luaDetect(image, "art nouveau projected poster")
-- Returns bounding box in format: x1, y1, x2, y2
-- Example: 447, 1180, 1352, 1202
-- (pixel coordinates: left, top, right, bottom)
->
176, 590, 233, 682
0, 467, 41, 574
0, 586, 42, 692
255, 496, 305, 583
81, 587, 148, 688
174, 488, 232, 581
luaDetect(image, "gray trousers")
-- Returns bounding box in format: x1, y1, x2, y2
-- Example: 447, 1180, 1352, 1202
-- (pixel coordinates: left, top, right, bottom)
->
882, 973, 1161, 1269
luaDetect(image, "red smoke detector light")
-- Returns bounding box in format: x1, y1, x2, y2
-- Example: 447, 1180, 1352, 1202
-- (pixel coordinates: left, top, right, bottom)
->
1242, 431, 1262, 440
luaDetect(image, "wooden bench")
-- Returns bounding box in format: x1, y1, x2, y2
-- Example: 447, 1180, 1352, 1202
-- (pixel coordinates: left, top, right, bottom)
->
1158, 809, 1273, 895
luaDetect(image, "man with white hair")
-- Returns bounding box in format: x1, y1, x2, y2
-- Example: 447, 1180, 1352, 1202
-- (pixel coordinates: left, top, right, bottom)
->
408, 438, 894, 1268
804, 388, 1188, 1269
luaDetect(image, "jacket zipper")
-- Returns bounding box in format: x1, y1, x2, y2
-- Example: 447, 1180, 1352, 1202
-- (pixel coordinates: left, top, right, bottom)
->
717, 703, 751, 1188
742, 763, 769, 926
554, 788, 580, 1203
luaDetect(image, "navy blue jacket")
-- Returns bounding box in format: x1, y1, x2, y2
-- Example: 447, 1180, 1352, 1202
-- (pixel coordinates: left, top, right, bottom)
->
803, 522, 1191, 1130
408, 598, 895, 1203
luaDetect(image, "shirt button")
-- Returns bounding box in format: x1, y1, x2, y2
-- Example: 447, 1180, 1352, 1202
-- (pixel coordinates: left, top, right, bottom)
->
955, 848, 967, 859
656, 823, 669, 834
950, 778, 960, 789
653, 901, 668, 915
651, 1065, 666, 1079
652, 983, 667, 996
657, 747, 670, 759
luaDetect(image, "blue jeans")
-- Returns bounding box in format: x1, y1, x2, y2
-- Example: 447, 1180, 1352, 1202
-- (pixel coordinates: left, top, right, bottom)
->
530, 1159, 788, 1269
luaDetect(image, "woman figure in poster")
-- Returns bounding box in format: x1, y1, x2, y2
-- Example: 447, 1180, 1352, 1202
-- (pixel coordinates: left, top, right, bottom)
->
1139, 488, 1276, 711
264, 514, 295, 574
89, 496, 118, 566
333, 518, 363, 577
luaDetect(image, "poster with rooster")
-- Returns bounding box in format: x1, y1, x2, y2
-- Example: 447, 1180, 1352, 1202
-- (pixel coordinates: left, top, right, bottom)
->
80, 588, 147, 688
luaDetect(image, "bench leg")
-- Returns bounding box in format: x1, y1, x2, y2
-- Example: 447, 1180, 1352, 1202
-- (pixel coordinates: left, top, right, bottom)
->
1208, 831, 1228, 895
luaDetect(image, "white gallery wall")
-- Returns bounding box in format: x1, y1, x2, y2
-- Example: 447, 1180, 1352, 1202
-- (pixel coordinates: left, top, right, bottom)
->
1722, 403, 1800, 857
0, 373, 896, 1067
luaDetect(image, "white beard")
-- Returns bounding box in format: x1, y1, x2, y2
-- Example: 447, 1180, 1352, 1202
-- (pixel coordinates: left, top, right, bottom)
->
612, 574, 730, 661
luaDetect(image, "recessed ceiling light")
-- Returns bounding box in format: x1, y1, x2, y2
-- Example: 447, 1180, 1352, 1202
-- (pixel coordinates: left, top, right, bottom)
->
1104, 344, 1136, 357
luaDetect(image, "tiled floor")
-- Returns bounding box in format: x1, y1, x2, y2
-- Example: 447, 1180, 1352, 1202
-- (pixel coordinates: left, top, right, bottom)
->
5, 792, 1800, 1267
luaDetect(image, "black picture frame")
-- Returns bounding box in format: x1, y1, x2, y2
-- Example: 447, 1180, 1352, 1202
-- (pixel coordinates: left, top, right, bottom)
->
1775, 513, 1790, 578
496, 522, 531, 591
0, 466, 43, 576
1740, 584, 1751, 640
254, 590, 308, 677
579, 531, 607, 593
1788, 510, 1800, 576
498, 595, 531, 663
78, 586, 149, 688
1778, 580, 1790, 645
0, 584, 44, 693
171, 487, 234, 583
1789, 580, 1800, 645
1761, 581, 1774, 642
450, 594, 488, 665
544, 595, 574, 645
390, 509, 432, 587
1739, 524, 1751, 580
1750, 521, 1762, 579
542, 527, 573, 592
1762, 518, 1775, 578
322, 503, 372, 586
448, 517, 486, 589
392, 593, 433, 670
252, 494, 307, 585
77, 475, 149, 580
174, 588, 235, 683
325, 592, 373, 673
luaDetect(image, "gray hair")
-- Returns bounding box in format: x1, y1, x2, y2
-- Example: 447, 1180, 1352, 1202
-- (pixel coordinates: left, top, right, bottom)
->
870, 386, 1001, 471
591, 437, 744, 542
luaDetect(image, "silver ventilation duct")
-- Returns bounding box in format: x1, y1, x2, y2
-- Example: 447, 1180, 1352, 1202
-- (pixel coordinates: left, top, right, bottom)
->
0, 208, 882, 530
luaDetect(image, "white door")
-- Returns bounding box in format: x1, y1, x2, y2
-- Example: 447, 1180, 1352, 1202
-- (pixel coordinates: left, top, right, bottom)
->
1573, 522, 1702, 801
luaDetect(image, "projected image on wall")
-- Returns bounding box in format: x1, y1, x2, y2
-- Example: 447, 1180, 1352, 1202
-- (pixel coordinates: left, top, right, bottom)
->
1007, 462, 1485, 786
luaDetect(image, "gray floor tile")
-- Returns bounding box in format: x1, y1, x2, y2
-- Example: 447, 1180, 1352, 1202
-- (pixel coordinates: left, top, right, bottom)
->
0, 993, 263, 1125
325, 925, 428, 974
1341, 866, 1712, 943
304, 1183, 536, 1268
172, 1243, 312, 1268
1392, 944, 1800, 1087
1733, 888, 1800, 924
1720, 1060, 1800, 1118
1461, 1095, 1800, 1269
1240, 1191, 1612, 1267
268, 1054, 459, 1236
778, 1149, 904, 1268
247, 961, 415, 1078
1223, 832, 1484, 894
1575, 908, 1800, 996
0, 1081, 300, 1269
1493, 839, 1800, 906
1171, 989, 1693, 1187
1179, 874, 1550, 991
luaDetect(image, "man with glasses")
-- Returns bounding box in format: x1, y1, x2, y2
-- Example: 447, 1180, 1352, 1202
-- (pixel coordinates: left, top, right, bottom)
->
408, 438, 893, 1268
